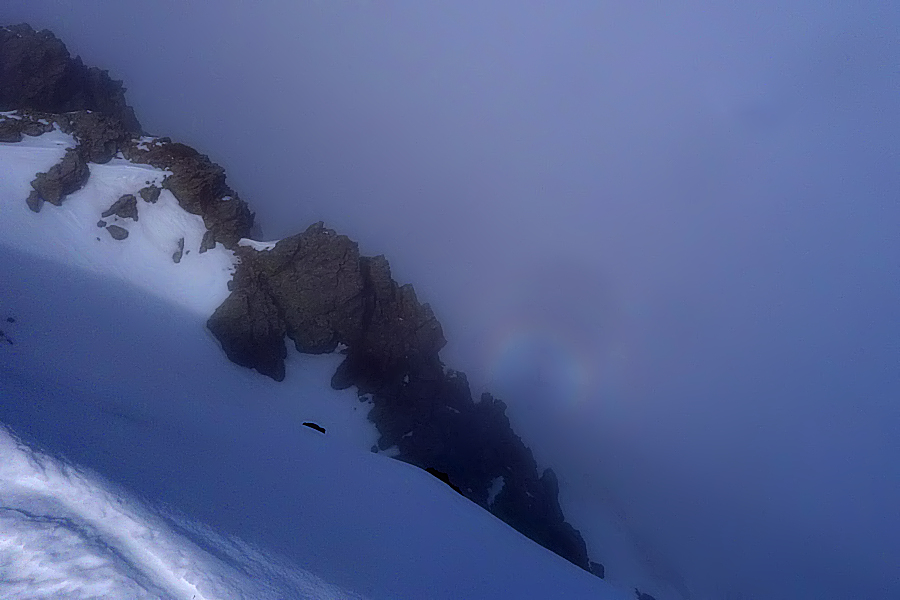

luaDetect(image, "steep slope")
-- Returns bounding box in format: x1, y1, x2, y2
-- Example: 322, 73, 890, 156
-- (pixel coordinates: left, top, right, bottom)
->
0, 22, 601, 578
0, 248, 621, 600
0, 22, 617, 595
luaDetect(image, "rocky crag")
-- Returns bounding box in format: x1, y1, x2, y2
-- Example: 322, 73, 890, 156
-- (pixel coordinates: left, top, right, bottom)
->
1, 23, 602, 577
0, 24, 141, 133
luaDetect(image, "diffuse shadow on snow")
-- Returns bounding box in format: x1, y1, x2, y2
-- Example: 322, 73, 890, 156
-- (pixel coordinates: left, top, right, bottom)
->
0, 247, 619, 600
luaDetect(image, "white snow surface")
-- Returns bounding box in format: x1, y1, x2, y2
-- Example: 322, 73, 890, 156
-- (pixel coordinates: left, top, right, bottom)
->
0, 131, 624, 598
0, 128, 236, 315
238, 237, 279, 251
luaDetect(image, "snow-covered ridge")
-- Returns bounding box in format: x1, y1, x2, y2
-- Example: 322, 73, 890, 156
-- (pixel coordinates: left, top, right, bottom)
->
0, 24, 629, 599
0, 119, 236, 315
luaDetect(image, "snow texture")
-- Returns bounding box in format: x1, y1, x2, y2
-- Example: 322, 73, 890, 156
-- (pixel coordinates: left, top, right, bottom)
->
0, 130, 625, 599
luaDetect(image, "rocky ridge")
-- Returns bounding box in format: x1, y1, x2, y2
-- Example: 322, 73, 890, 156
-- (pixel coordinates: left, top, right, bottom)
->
0, 23, 141, 133
1, 23, 601, 576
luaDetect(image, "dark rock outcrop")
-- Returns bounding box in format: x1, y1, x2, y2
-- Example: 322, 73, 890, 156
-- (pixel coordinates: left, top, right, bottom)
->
105, 224, 128, 240
0, 113, 53, 142
30, 148, 88, 206
207, 223, 365, 378
590, 561, 605, 579
6, 22, 599, 579
59, 110, 131, 164
4, 108, 254, 251
102, 194, 138, 221
635, 590, 658, 600
139, 185, 160, 203
1, 26, 252, 249
0, 24, 141, 132
208, 222, 592, 572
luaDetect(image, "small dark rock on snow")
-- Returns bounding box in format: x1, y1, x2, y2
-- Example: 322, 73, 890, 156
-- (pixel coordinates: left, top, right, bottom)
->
139, 185, 161, 203
302, 422, 326, 434
102, 194, 138, 221
106, 224, 129, 240
172, 237, 185, 264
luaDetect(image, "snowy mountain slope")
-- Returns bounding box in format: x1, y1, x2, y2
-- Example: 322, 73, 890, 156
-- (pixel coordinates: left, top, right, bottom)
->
0, 125, 628, 598
0, 112, 235, 315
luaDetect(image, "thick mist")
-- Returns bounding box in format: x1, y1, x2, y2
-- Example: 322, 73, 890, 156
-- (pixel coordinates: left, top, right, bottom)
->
5, 2, 898, 598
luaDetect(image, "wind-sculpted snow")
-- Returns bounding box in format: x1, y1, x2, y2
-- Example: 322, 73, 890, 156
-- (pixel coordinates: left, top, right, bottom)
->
0, 426, 368, 600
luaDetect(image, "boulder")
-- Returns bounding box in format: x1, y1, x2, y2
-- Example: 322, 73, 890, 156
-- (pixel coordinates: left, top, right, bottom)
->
122, 139, 253, 248
207, 256, 289, 381
101, 194, 138, 221
30, 148, 88, 205
139, 185, 161, 203
105, 224, 128, 240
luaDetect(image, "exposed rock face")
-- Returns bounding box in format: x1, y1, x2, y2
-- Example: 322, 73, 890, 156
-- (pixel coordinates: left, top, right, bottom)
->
207, 263, 288, 381
209, 222, 593, 572
139, 185, 160, 203
121, 139, 254, 248
172, 237, 185, 264
255, 223, 366, 354
30, 148, 88, 206
1, 24, 253, 249
60, 110, 132, 164
102, 194, 138, 221
0, 114, 53, 142
0, 24, 141, 133
2, 109, 254, 251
